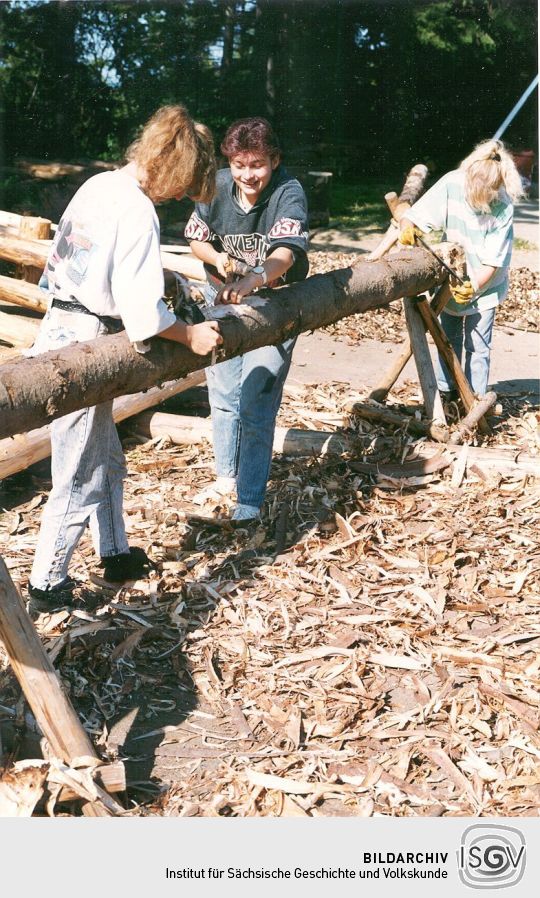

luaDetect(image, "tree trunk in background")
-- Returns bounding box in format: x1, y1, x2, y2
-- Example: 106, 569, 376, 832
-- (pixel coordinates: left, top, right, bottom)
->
254, 0, 289, 123
221, 2, 236, 75
50, 2, 78, 157
0, 251, 445, 440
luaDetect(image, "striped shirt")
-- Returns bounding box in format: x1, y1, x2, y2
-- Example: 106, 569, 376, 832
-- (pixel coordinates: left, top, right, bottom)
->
407, 169, 513, 316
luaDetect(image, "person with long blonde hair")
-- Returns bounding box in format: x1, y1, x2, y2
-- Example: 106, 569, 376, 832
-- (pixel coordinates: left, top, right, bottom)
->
27, 105, 222, 612
399, 138, 523, 398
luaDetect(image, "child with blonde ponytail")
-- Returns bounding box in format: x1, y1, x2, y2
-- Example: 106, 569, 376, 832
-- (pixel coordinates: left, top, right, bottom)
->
399, 139, 523, 398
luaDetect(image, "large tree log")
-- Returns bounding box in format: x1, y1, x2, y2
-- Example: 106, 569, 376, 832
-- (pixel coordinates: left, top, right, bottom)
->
0, 252, 446, 440
0, 309, 40, 348
0, 371, 206, 480
132, 412, 540, 478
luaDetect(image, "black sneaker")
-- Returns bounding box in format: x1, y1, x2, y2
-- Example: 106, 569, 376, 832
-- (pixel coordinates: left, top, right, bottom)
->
100, 547, 156, 584
27, 576, 77, 613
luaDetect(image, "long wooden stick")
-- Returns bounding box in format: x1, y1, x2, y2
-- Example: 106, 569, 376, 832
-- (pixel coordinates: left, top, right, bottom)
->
366, 165, 429, 263
450, 392, 497, 445
0, 557, 95, 764
0, 557, 126, 815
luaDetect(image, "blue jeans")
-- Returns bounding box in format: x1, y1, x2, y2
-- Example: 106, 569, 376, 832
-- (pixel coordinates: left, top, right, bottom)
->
436, 308, 496, 397
30, 307, 129, 589
204, 285, 295, 509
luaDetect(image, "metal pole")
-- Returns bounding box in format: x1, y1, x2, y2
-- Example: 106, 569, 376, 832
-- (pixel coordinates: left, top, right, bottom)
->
493, 75, 538, 140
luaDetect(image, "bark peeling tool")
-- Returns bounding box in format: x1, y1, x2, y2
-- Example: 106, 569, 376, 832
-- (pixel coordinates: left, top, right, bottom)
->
415, 235, 465, 285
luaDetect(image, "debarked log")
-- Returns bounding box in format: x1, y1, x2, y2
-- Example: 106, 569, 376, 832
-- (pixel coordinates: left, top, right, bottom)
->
134, 411, 351, 457
0, 309, 40, 348
0, 252, 446, 440
130, 413, 540, 477
0, 233, 205, 283
0, 274, 48, 313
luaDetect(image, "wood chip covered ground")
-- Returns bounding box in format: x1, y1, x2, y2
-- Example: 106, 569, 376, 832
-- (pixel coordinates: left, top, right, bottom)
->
1, 284, 539, 816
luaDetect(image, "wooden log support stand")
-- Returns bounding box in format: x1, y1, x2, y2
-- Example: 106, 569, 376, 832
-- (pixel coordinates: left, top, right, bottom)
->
17, 216, 51, 284
413, 295, 491, 435
369, 279, 452, 401
366, 173, 492, 438
0, 556, 125, 816
403, 296, 446, 426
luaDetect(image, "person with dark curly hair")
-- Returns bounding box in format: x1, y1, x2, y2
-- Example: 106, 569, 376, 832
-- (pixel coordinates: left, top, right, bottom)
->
186, 117, 309, 522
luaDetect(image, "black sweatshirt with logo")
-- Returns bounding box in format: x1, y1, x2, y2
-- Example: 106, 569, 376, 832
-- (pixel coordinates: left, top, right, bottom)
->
185, 165, 309, 287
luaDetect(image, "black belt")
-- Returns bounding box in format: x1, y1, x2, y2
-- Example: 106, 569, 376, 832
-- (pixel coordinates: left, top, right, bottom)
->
51, 298, 125, 334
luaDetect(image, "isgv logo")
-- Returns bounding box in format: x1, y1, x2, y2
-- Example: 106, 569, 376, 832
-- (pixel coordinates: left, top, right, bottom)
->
458, 824, 526, 889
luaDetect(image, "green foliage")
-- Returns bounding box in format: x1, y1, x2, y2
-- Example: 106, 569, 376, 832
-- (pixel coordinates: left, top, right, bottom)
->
0, 0, 536, 178
329, 180, 392, 233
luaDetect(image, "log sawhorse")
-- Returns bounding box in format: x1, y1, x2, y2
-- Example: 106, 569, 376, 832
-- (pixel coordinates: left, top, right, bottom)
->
360, 178, 495, 442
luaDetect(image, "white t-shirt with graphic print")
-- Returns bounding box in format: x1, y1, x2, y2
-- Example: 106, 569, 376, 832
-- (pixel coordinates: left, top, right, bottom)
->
40, 169, 175, 342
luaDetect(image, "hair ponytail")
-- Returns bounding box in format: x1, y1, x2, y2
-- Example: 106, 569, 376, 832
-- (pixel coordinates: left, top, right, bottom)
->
459, 139, 524, 212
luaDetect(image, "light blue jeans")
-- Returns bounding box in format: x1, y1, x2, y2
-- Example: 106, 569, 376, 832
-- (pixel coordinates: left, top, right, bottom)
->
204, 285, 295, 510
436, 308, 496, 397
30, 306, 129, 589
